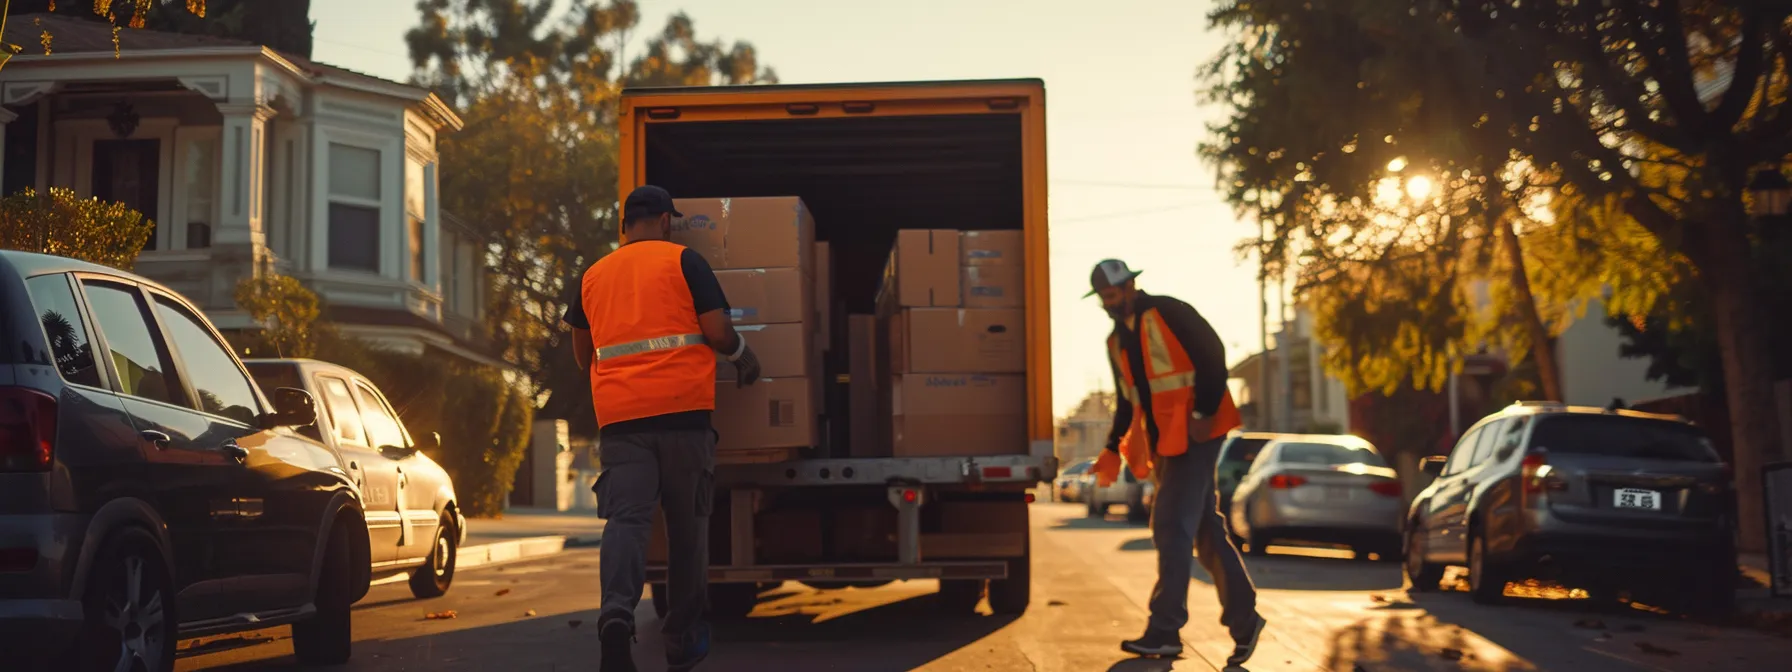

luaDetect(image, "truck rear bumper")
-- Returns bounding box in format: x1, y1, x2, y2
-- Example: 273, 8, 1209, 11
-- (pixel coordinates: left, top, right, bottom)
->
648, 561, 1010, 584
716, 455, 1053, 488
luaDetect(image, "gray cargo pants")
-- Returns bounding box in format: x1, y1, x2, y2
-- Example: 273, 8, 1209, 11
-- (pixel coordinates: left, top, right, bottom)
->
594, 429, 716, 637
1147, 436, 1259, 640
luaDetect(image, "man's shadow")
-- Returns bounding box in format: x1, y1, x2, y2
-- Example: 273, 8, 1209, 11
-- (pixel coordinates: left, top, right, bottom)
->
1106, 657, 1249, 672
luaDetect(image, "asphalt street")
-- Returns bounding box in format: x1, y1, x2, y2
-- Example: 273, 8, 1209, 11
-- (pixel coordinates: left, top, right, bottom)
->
175, 503, 1790, 671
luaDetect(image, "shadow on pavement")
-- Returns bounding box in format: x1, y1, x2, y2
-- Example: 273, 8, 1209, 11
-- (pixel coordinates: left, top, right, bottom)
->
1119, 537, 1155, 552
1105, 657, 1179, 671
1051, 515, 1148, 531
1184, 552, 1406, 592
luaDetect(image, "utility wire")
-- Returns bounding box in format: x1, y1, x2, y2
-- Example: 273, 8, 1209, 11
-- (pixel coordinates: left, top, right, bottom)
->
1055, 201, 1224, 224
1053, 179, 1218, 191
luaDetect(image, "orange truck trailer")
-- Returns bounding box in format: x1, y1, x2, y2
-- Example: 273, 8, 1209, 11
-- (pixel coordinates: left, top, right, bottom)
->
618, 79, 1057, 617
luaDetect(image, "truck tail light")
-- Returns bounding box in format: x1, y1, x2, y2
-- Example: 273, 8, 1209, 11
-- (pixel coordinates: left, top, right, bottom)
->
1368, 481, 1403, 497
1268, 474, 1307, 489
0, 387, 57, 473
982, 466, 1012, 479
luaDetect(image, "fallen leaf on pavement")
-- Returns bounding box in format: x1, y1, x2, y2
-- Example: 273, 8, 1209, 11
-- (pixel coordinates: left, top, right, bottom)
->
1573, 618, 1607, 630
1370, 593, 1390, 604
1047, 600, 1067, 607
495, 588, 511, 597
568, 619, 584, 629
1440, 648, 1465, 661
425, 611, 458, 620
524, 610, 537, 617
1635, 642, 1680, 657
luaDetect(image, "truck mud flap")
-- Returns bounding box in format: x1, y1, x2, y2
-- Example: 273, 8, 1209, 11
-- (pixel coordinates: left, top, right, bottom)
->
645, 561, 1009, 584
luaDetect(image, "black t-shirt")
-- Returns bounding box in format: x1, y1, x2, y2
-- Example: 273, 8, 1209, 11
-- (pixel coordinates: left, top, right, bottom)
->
562, 246, 731, 438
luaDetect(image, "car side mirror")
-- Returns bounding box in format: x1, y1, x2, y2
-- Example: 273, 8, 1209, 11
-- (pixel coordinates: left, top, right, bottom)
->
411, 431, 441, 453
1420, 455, 1448, 476
267, 388, 318, 428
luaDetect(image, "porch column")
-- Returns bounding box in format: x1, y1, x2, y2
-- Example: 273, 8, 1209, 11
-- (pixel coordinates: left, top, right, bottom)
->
0, 107, 16, 194
215, 103, 276, 247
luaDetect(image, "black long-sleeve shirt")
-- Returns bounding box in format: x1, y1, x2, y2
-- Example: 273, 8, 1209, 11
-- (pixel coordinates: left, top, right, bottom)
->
1104, 291, 1230, 452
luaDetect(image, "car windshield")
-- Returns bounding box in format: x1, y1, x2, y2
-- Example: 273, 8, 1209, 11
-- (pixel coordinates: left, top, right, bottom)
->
1529, 415, 1718, 462
1063, 460, 1093, 475
1220, 438, 1270, 466
1276, 441, 1387, 468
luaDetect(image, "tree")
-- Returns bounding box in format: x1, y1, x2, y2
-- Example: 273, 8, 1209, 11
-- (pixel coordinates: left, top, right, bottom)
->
405, 0, 773, 436
234, 272, 323, 359
1203, 0, 1792, 551
0, 187, 153, 269
3, 1, 312, 57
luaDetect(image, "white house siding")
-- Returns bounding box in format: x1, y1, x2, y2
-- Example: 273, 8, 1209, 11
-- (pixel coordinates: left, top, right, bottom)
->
1557, 298, 1693, 406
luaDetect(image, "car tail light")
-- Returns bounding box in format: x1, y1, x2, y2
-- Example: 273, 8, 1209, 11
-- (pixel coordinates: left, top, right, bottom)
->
0, 387, 58, 472
1521, 453, 1560, 495
1268, 474, 1307, 489
1368, 481, 1403, 497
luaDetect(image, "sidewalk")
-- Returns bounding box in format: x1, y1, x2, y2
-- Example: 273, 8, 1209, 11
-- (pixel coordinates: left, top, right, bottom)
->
452, 507, 605, 570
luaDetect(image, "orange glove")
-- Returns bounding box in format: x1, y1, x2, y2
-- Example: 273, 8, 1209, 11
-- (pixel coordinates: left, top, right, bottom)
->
1093, 449, 1122, 487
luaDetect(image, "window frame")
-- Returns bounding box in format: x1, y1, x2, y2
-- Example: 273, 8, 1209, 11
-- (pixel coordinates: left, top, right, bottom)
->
73, 274, 189, 410
22, 272, 110, 390
145, 289, 267, 426
315, 373, 370, 448
170, 125, 221, 251
1441, 426, 1484, 476
325, 140, 386, 275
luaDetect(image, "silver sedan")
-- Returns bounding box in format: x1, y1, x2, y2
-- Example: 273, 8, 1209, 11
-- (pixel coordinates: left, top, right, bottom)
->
1227, 435, 1403, 560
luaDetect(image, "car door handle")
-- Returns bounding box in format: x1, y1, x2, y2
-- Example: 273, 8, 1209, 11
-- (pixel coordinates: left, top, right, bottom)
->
222, 441, 249, 461
139, 430, 171, 450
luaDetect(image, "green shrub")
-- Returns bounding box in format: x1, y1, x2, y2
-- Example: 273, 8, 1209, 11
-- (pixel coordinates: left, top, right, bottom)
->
0, 187, 153, 269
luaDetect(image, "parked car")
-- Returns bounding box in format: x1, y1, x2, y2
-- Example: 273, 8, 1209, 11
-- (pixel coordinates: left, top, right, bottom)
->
1216, 432, 1280, 522
1228, 434, 1403, 559
0, 251, 371, 671
243, 359, 465, 599
1055, 458, 1095, 502
1403, 402, 1736, 612
1086, 459, 1153, 523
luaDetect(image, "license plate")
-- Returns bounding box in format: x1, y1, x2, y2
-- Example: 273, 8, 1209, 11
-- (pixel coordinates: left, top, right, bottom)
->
1323, 486, 1352, 501
1613, 487, 1662, 510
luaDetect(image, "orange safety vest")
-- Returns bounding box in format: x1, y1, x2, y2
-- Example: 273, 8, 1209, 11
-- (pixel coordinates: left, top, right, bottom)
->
1108, 307, 1243, 476
582, 240, 715, 427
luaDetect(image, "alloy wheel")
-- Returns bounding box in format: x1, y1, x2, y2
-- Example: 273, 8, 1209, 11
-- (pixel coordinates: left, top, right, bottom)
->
105, 554, 168, 672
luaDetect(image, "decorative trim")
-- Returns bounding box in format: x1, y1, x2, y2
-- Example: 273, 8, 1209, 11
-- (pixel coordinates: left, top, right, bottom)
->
177, 76, 228, 100
0, 108, 17, 125
217, 103, 277, 122
3, 81, 60, 106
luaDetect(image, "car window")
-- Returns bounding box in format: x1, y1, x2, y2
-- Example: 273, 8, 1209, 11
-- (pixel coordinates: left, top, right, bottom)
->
152, 296, 260, 425
244, 362, 303, 395
1493, 416, 1530, 462
1221, 438, 1270, 468
317, 375, 366, 446
1274, 441, 1388, 468
1529, 415, 1718, 462
1063, 460, 1092, 476
24, 274, 102, 387
1467, 419, 1504, 467
1441, 427, 1482, 476
80, 281, 179, 405
354, 382, 408, 451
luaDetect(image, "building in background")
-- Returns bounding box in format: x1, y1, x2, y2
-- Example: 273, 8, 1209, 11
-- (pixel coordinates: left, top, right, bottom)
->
1055, 390, 1114, 465
1228, 306, 1350, 434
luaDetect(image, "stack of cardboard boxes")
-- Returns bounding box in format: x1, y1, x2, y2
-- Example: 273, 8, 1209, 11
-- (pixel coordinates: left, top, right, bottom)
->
670, 196, 822, 461
869, 229, 1028, 458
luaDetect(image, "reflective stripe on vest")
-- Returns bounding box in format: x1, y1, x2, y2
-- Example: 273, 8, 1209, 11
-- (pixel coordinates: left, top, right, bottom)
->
596, 333, 706, 361
1140, 310, 1178, 377
1147, 370, 1195, 394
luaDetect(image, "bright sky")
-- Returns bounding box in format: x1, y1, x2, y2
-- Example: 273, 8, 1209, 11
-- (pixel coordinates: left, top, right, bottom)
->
311, 0, 1266, 420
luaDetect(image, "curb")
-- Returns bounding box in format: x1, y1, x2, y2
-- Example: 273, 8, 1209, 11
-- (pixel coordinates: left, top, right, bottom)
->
458, 534, 599, 570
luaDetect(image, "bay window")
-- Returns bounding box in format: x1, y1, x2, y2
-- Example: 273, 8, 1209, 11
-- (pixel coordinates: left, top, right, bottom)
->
327, 143, 381, 273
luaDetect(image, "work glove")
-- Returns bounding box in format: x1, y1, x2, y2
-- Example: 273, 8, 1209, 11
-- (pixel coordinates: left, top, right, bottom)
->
1093, 449, 1122, 488
733, 344, 762, 387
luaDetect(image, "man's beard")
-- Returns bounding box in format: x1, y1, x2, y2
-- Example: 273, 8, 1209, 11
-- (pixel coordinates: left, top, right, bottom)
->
1105, 304, 1126, 321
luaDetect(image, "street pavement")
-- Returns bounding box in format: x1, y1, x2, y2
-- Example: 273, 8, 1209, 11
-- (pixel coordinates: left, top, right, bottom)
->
175, 503, 1789, 671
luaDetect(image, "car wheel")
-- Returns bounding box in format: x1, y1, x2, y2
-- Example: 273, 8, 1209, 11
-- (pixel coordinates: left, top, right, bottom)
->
708, 583, 759, 620
294, 524, 356, 665
937, 579, 984, 614
1467, 529, 1506, 605
648, 582, 669, 619
409, 514, 459, 599
68, 527, 176, 672
987, 535, 1031, 616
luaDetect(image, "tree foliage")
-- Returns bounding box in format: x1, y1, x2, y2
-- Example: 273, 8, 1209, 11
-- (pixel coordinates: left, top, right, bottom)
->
4, 1, 312, 59
404, 0, 773, 436
1201, 0, 1792, 549
0, 187, 152, 269
233, 273, 323, 359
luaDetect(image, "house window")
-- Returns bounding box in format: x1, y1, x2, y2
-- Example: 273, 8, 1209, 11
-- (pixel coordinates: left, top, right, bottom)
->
406, 157, 427, 282
180, 135, 217, 249
328, 143, 381, 273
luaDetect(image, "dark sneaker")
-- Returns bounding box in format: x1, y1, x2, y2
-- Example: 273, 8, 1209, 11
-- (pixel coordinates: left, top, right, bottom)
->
600, 619, 637, 672
1226, 614, 1268, 666
667, 620, 712, 672
1120, 628, 1184, 657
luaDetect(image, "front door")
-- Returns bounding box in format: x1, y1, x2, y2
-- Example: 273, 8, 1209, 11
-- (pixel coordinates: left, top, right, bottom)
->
92, 139, 161, 250
315, 374, 404, 564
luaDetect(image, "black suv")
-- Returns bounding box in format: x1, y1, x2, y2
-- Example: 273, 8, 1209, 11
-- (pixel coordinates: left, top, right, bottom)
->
1404, 402, 1735, 612
0, 251, 372, 670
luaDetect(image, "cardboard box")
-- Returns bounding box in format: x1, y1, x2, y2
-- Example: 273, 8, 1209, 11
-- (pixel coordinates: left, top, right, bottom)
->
672, 196, 815, 271
848, 315, 884, 458
889, 308, 1026, 374
960, 231, 1022, 266
814, 242, 831, 348
891, 374, 1027, 457
718, 323, 810, 381
961, 265, 1024, 308
714, 377, 815, 450
878, 230, 960, 310
715, 268, 810, 325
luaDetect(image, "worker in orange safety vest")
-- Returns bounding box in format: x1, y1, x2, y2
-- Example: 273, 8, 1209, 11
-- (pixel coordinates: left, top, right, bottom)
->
565, 185, 762, 672
1087, 259, 1266, 666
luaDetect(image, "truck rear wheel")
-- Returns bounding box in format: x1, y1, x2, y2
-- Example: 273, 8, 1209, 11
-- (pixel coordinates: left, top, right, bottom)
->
986, 530, 1031, 615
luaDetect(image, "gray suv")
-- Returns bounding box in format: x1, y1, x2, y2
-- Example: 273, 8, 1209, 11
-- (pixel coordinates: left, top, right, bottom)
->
1404, 402, 1735, 613
0, 251, 373, 670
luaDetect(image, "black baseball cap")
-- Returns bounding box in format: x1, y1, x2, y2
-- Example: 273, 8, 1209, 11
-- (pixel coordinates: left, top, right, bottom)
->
1085, 259, 1143, 297
623, 185, 682, 223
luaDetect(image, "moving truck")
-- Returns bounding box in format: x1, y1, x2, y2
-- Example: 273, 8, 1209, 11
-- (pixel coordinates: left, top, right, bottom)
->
618, 79, 1056, 617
